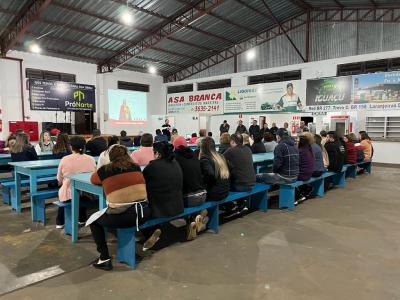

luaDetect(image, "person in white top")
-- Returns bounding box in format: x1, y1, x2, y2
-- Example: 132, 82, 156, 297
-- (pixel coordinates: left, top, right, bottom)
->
97, 136, 119, 170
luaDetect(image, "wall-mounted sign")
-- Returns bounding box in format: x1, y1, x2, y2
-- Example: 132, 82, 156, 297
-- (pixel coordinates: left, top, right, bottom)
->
224, 80, 305, 113
166, 89, 224, 114
29, 79, 96, 111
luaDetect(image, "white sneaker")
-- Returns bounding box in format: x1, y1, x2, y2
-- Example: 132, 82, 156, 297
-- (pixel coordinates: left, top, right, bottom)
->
56, 225, 64, 229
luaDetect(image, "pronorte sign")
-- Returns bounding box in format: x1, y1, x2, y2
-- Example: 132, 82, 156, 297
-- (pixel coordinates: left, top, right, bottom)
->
29, 79, 96, 112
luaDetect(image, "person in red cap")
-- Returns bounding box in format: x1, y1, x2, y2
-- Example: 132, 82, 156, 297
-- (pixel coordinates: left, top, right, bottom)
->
50, 128, 61, 136
172, 136, 187, 149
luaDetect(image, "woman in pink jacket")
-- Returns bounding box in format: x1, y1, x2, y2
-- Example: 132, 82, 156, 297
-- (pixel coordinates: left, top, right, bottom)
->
56, 136, 96, 228
130, 133, 154, 166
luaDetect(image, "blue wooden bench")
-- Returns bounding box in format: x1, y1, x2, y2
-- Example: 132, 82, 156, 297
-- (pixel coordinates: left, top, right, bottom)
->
52, 199, 98, 235
344, 160, 372, 179
115, 182, 271, 269
2, 176, 57, 207
31, 189, 60, 224
278, 166, 348, 209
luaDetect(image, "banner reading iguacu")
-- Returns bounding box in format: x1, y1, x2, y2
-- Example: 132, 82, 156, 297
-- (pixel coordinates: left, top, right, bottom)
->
166, 89, 224, 114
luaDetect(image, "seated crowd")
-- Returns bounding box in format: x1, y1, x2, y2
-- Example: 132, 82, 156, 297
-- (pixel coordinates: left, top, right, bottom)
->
2, 122, 373, 270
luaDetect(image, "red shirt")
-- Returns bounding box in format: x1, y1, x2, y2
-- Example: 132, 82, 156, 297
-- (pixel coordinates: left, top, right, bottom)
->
345, 141, 356, 164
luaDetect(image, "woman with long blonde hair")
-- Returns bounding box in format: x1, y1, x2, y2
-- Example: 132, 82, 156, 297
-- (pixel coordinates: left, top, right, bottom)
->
199, 137, 230, 201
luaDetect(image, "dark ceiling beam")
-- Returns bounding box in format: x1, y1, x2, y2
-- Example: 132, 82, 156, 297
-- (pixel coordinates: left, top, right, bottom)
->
167, 37, 216, 52
369, 0, 378, 7
261, 0, 306, 62
0, 0, 53, 55
164, 12, 309, 82
110, 0, 170, 20
175, 0, 257, 35
38, 18, 130, 43
51, 1, 153, 34
0, 8, 132, 44
151, 46, 201, 61
333, 0, 345, 8
233, 0, 272, 20
135, 56, 186, 68
98, 0, 227, 73
286, 0, 313, 11
25, 31, 116, 54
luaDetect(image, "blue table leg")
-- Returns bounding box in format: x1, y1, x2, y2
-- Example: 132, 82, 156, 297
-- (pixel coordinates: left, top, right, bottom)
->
250, 190, 268, 212
279, 186, 295, 209
71, 181, 80, 243
30, 174, 38, 221
207, 204, 219, 233
13, 169, 21, 213
117, 228, 136, 269
311, 179, 324, 198
99, 194, 106, 209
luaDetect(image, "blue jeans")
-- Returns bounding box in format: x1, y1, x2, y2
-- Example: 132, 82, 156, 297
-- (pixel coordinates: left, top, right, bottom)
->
256, 173, 297, 185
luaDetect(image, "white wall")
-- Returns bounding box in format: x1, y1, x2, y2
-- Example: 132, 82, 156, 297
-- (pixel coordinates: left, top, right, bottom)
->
0, 51, 165, 140
97, 69, 165, 136
0, 51, 97, 139
165, 49, 400, 165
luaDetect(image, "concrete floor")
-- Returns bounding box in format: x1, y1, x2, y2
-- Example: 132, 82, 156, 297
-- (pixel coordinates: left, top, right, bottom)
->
1, 166, 400, 300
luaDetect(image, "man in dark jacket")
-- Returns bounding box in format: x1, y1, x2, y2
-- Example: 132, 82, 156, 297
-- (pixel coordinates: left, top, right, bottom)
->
223, 133, 255, 216
224, 134, 255, 192
86, 129, 107, 157
325, 131, 345, 172
270, 122, 279, 137
259, 123, 270, 138
154, 129, 168, 143
248, 120, 260, 138
219, 120, 230, 136
235, 120, 247, 134
256, 128, 299, 184
119, 130, 133, 147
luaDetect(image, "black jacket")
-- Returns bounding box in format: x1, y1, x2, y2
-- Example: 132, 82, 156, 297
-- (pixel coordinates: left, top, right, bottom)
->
218, 143, 230, 154
251, 142, 266, 154
86, 137, 107, 157
52, 147, 72, 159
223, 145, 255, 190
270, 126, 278, 136
174, 147, 204, 195
133, 136, 141, 147
324, 140, 345, 172
200, 155, 229, 201
249, 125, 260, 137
11, 146, 38, 162
219, 123, 230, 134
120, 136, 133, 147
259, 127, 270, 137
143, 158, 184, 218
235, 125, 247, 134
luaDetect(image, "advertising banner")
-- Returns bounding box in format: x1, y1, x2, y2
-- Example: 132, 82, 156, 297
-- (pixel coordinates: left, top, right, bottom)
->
29, 79, 96, 111
306, 72, 400, 111
353, 71, 400, 103
167, 89, 224, 114
224, 80, 305, 113
306, 76, 352, 108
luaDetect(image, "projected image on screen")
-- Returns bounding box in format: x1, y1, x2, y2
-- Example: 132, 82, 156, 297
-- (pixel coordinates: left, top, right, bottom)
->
108, 89, 147, 126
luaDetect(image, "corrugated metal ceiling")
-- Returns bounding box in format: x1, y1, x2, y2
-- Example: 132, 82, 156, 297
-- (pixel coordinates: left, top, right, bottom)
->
0, 0, 399, 77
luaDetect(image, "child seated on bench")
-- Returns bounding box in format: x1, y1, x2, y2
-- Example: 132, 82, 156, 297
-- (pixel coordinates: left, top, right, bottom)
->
56, 136, 96, 229
89, 145, 151, 271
